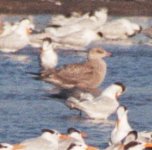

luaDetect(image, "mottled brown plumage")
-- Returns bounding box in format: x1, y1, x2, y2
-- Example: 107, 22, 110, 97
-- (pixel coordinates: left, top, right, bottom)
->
42, 48, 111, 91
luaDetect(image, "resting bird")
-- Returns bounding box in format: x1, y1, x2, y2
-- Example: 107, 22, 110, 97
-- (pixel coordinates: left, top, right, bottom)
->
99, 18, 142, 40
59, 128, 99, 150
110, 105, 152, 145
106, 131, 152, 150
0, 18, 34, 53
59, 128, 86, 150
41, 47, 111, 94
16, 129, 68, 150
66, 82, 125, 120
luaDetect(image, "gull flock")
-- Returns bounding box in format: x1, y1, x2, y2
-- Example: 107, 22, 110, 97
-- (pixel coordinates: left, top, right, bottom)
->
0, 7, 152, 150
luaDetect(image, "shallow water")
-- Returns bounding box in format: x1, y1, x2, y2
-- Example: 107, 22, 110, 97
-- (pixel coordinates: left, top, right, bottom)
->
0, 14, 152, 149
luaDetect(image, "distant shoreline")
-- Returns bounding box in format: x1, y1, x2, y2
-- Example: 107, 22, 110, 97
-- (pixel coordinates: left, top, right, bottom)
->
0, 0, 152, 16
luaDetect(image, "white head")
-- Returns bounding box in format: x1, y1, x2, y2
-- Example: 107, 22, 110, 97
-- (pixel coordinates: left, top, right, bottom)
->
116, 105, 132, 131
42, 38, 53, 52
116, 105, 128, 120
94, 7, 108, 22
16, 18, 34, 35
0, 143, 13, 150
116, 106, 132, 132
110, 105, 132, 145
67, 143, 87, 150
67, 128, 86, 143
41, 129, 60, 142
102, 82, 126, 100
41, 128, 70, 143
131, 23, 142, 32
121, 19, 141, 36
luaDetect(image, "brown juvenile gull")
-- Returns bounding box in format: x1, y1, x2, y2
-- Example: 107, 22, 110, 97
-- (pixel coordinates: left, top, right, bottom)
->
41, 48, 111, 93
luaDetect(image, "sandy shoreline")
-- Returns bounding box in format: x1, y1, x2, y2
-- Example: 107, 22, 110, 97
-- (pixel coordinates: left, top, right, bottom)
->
0, 0, 152, 16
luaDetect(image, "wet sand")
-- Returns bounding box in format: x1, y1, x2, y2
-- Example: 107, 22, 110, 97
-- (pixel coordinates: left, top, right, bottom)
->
0, 0, 152, 16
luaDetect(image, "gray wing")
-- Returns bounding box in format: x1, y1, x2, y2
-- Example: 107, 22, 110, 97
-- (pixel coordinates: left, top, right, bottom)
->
68, 96, 118, 113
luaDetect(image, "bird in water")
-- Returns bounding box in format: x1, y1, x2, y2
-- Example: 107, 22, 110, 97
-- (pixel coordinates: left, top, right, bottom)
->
40, 47, 111, 95
66, 82, 125, 120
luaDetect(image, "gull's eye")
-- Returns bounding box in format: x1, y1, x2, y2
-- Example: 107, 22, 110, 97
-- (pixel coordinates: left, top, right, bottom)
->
97, 49, 103, 54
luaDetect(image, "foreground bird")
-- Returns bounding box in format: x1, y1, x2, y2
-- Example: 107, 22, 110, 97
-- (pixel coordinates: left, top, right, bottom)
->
66, 82, 125, 120
41, 47, 111, 94
17, 129, 69, 150
0, 18, 34, 53
67, 143, 99, 150
110, 105, 152, 145
0, 143, 13, 150
59, 128, 99, 150
106, 130, 152, 150
110, 106, 133, 145
59, 128, 86, 150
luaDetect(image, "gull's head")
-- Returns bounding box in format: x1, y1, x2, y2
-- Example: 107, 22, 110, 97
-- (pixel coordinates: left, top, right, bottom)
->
41, 129, 60, 141
41, 129, 70, 141
116, 105, 128, 120
18, 18, 35, 35
131, 23, 142, 33
94, 7, 108, 19
88, 48, 112, 59
41, 38, 53, 52
102, 82, 126, 100
67, 128, 87, 140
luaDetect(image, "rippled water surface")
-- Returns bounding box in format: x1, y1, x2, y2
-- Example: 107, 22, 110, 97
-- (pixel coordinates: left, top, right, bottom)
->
0, 15, 152, 149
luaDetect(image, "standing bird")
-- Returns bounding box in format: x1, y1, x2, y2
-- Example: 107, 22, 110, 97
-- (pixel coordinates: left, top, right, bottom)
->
66, 82, 125, 120
40, 38, 58, 75
110, 106, 132, 145
41, 48, 111, 94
